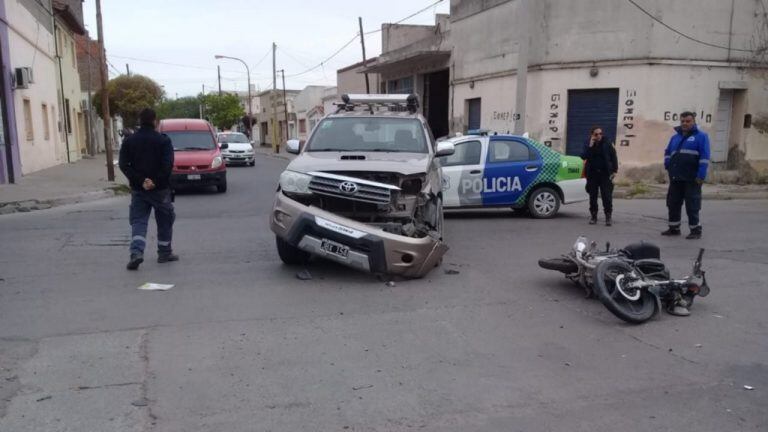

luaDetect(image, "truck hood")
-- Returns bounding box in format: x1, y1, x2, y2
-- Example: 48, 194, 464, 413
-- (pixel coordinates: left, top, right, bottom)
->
287, 152, 431, 176
174, 148, 219, 166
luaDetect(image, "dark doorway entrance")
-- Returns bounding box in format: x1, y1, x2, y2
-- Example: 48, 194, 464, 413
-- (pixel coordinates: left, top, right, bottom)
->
467, 98, 481, 131
566, 88, 619, 156
424, 69, 449, 139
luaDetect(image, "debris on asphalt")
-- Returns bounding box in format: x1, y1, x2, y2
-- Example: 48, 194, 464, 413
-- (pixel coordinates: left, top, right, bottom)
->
295, 269, 313, 280
564, 362, 572, 366
36, 395, 52, 402
695, 344, 703, 348
131, 398, 149, 407
138, 283, 174, 291
713, 314, 724, 318
352, 384, 374, 391
386, 281, 396, 287
444, 269, 460, 275
743, 385, 754, 390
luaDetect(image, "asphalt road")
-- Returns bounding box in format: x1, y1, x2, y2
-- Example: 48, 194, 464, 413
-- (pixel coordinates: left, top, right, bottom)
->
1, 154, 766, 431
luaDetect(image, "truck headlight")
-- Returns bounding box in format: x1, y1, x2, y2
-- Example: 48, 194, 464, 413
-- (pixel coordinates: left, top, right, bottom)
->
280, 170, 312, 194
211, 156, 223, 169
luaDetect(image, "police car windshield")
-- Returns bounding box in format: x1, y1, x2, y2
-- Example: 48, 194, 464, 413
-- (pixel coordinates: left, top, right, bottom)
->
218, 133, 249, 143
305, 117, 427, 153
165, 131, 216, 150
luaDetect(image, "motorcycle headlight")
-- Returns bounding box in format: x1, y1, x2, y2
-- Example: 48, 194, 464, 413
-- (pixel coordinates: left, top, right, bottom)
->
211, 156, 223, 169
280, 170, 312, 194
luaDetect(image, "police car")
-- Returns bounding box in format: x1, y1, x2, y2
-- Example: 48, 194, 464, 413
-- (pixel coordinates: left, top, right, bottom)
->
438, 132, 588, 218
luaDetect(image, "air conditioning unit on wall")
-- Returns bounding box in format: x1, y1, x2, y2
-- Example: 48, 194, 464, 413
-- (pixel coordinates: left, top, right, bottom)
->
12, 67, 34, 89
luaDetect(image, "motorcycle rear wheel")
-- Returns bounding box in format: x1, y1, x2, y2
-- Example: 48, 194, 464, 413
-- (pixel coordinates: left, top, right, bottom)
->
594, 259, 658, 324
538, 257, 578, 274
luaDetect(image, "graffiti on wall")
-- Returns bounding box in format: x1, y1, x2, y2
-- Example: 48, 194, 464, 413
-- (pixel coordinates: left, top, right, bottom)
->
664, 111, 713, 124
619, 89, 637, 147
543, 93, 562, 148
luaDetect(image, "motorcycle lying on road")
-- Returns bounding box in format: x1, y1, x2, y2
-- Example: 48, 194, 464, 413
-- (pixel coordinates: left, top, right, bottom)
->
539, 237, 711, 324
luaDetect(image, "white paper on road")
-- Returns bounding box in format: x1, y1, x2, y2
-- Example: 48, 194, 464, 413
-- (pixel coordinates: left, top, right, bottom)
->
138, 283, 174, 291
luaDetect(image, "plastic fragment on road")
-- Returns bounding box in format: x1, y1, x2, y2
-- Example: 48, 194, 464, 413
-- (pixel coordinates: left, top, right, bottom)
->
138, 283, 174, 291
744, 385, 754, 390
296, 270, 313, 280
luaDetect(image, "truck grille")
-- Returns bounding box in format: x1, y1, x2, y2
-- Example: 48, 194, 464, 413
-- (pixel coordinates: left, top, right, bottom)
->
308, 173, 394, 205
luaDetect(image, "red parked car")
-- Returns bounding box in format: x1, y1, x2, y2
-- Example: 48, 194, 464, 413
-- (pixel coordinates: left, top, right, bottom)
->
159, 119, 228, 193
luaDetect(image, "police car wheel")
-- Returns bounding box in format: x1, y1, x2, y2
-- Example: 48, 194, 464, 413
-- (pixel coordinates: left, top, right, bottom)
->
528, 187, 560, 219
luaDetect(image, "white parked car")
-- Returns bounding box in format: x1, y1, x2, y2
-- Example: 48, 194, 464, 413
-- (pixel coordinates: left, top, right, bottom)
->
217, 132, 255, 166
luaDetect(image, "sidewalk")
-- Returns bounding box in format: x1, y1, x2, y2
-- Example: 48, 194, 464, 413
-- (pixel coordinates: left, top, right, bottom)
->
0, 156, 129, 215
253, 144, 296, 162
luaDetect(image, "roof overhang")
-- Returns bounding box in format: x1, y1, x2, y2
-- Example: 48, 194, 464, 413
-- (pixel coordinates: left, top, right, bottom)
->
361, 50, 450, 74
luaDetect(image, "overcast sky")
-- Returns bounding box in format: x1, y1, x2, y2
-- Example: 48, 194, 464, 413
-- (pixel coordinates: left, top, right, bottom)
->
81, 0, 450, 98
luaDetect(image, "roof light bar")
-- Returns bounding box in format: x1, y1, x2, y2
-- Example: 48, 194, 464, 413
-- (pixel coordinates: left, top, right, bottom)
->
339, 93, 419, 114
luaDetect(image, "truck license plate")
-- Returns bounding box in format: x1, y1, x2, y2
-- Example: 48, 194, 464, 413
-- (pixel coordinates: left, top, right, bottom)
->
321, 238, 349, 258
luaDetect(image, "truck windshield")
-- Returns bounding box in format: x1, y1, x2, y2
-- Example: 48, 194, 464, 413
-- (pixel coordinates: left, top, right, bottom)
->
165, 131, 216, 150
305, 117, 427, 153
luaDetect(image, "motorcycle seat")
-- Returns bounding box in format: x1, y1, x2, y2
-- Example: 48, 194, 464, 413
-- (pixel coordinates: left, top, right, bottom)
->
622, 242, 661, 260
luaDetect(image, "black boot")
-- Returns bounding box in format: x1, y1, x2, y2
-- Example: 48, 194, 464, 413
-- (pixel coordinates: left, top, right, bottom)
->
158, 252, 180, 263
127, 253, 144, 270
605, 212, 612, 226
589, 212, 597, 225
661, 226, 681, 236
686, 227, 702, 240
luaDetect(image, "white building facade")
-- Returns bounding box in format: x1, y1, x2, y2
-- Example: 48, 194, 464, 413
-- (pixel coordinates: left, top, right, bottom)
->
347, 0, 768, 175
6, 0, 64, 175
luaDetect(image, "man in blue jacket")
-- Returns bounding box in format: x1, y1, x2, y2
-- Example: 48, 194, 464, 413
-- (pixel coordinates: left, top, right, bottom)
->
119, 108, 178, 270
661, 111, 710, 240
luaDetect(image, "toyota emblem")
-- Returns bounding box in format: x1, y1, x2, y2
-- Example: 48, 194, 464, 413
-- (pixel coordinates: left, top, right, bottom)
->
339, 181, 358, 194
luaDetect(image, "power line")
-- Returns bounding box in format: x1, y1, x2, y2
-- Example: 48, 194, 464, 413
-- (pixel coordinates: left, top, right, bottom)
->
626, 0, 753, 53
364, 0, 445, 35
284, 35, 359, 78
108, 54, 246, 74
285, 0, 446, 78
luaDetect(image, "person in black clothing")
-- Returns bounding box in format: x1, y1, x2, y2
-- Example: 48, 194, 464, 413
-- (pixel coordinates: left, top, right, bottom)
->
118, 108, 178, 270
580, 126, 618, 226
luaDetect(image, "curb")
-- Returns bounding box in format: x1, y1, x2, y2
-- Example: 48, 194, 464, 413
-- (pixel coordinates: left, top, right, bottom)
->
254, 147, 295, 162
0, 187, 129, 216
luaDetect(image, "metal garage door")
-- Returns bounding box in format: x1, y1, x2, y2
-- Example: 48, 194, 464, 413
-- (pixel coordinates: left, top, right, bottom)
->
467, 98, 481, 131
711, 90, 733, 163
566, 89, 619, 156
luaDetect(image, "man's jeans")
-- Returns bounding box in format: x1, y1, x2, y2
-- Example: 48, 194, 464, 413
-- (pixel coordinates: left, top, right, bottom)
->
667, 180, 702, 229
129, 188, 175, 255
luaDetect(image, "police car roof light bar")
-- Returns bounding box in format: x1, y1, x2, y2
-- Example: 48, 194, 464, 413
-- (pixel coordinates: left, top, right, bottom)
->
339, 93, 419, 114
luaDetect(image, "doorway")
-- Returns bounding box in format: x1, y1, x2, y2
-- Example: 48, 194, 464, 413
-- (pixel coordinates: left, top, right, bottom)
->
566, 88, 619, 156
424, 69, 449, 139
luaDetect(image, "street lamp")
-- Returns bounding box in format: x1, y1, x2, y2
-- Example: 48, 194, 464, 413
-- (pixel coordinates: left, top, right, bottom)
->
214, 54, 252, 137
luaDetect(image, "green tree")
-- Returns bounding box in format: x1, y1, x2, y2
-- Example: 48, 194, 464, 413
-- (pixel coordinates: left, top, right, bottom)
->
203, 93, 245, 131
157, 96, 201, 120
93, 74, 164, 127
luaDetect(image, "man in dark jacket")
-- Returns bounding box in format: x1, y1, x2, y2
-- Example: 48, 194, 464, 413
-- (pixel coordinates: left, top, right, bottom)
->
580, 126, 618, 226
662, 112, 710, 240
119, 108, 178, 270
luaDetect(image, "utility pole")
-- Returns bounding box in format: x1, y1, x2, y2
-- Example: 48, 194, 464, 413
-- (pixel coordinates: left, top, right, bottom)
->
279, 69, 289, 140
84, 36, 94, 156
271, 42, 279, 153
358, 17, 370, 93
217, 65, 222, 96
96, 0, 114, 181
513, 0, 530, 135
201, 84, 205, 119
125, 63, 130, 76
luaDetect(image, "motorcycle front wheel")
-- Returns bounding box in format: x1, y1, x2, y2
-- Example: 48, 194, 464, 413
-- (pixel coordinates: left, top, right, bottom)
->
594, 259, 658, 324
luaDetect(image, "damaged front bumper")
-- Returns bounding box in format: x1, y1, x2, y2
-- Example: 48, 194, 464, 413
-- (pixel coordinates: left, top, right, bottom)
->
270, 192, 448, 278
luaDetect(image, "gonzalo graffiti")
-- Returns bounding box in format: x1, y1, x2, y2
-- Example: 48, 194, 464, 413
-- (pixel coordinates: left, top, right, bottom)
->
543, 93, 562, 148
620, 89, 637, 147
664, 111, 712, 124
